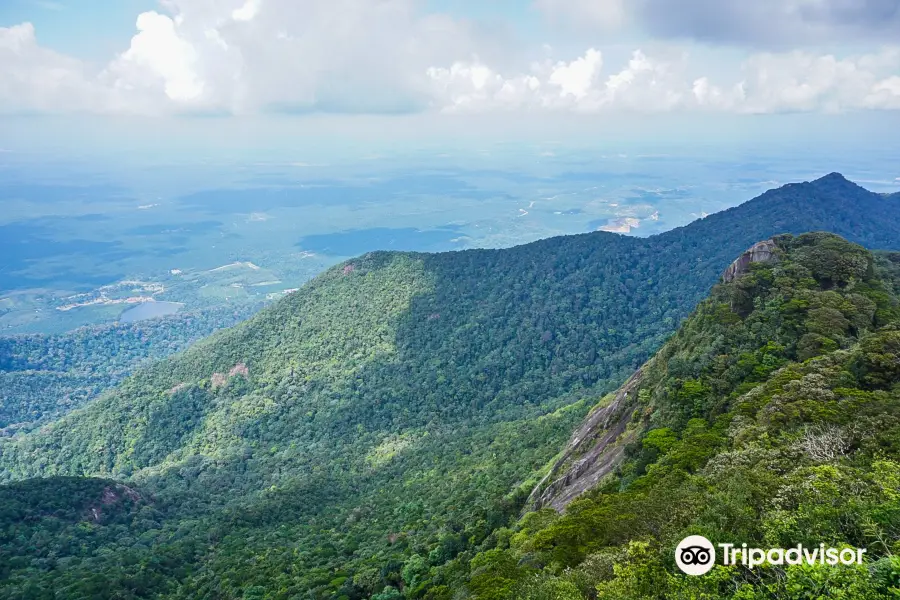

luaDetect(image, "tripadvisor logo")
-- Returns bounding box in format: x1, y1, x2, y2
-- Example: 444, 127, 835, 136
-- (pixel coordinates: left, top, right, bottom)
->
675, 536, 867, 576
676, 536, 716, 575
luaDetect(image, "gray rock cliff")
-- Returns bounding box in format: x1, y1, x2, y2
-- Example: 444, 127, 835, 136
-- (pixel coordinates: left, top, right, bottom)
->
528, 369, 642, 512
722, 239, 778, 283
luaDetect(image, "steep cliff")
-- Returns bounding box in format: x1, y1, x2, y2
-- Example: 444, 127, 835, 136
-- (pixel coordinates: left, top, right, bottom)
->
721, 239, 778, 283
531, 239, 782, 512
529, 369, 642, 511
450, 232, 900, 598
530, 233, 895, 514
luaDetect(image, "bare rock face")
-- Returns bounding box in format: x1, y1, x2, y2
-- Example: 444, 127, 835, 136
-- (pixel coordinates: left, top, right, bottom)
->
89, 484, 142, 523
722, 239, 778, 283
528, 369, 642, 512
529, 238, 782, 513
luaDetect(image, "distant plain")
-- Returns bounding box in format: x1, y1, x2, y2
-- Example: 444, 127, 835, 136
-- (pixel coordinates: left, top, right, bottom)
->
2, 142, 898, 333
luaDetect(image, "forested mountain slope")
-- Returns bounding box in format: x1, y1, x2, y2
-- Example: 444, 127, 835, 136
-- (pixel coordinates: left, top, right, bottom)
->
0, 304, 259, 435
434, 232, 900, 599
681, 172, 900, 252
876, 251, 900, 297
0, 174, 899, 599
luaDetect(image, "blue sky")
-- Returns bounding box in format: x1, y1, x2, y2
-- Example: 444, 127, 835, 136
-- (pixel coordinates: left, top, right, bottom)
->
0, 0, 157, 60
1, 0, 551, 63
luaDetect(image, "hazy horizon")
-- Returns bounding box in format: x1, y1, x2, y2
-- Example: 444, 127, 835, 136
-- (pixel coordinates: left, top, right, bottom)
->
2, 0, 899, 333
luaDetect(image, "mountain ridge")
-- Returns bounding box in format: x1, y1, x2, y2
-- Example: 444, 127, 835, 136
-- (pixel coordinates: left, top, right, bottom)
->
2, 174, 900, 598
448, 231, 900, 598
529, 235, 790, 513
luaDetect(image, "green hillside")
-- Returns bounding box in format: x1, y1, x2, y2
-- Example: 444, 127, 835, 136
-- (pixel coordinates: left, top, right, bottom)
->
1, 175, 899, 599
436, 232, 900, 599
0, 304, 259, 435
875, 252, 900, 297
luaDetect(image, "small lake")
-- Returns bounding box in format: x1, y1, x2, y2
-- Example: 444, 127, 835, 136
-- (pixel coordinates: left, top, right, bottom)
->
120, 301, 183, 323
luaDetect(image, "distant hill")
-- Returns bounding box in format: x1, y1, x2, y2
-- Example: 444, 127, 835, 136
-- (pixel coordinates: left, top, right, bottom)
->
0, 304, 259, 435
1, 174, 899, 598
658, 172, 900, 274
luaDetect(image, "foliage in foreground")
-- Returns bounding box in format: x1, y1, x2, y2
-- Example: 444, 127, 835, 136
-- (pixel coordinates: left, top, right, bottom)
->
423, 233, 900, 599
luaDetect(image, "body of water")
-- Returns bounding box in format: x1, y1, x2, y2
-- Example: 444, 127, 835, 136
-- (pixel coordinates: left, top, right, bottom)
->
120, 301, 184, 323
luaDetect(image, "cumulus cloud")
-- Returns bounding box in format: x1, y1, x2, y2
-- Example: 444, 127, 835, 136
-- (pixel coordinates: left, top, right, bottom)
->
0, 22, 149, 113
1, 0, 899, 116
426, 46, 900, 114
548, 48, 602, 99
427, 49, 691, 112
536, 0, 900, 47
2, 0, 492, 115
231, 0, 262, 22
707, 49, 900, 113
104, 11, 205, 103
0, 23, 88, 111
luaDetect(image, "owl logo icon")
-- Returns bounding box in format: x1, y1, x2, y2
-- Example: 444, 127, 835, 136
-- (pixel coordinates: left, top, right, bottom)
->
675, 535, 716, 576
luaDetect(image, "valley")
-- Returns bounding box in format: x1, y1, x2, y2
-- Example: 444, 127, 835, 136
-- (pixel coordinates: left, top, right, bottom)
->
1, 174, 899, 599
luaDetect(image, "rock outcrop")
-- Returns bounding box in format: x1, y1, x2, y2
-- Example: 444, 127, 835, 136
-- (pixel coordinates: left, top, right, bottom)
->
528, 369, 642, 512
722, 239, 778, 283
88, 484, 143, 523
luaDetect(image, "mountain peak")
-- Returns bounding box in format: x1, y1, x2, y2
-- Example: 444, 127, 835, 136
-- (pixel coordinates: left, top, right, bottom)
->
808, 172, 867, 192
814, 172, 849, 184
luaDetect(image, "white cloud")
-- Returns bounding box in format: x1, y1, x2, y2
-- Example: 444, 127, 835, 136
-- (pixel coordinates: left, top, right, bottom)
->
869, 76, 900, 109
231, 0, 262, 22
735, 49, 900, 113
426, 46, 900, 114
601, 50, 686, 111
427, 48, 689, 113
1, 1, 899, 116
1, 0, 491, 115
104, 11, 205, 103
691, 77, 743, 111
548, 48, 602, 99
0, 23, 111, 112
425, 60, 507, 110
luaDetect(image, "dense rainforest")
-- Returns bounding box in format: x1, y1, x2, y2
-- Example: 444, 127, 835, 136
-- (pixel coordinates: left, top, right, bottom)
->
0, 304, 260, 435
430, 233, 900, 598
0, 174, 899, 599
